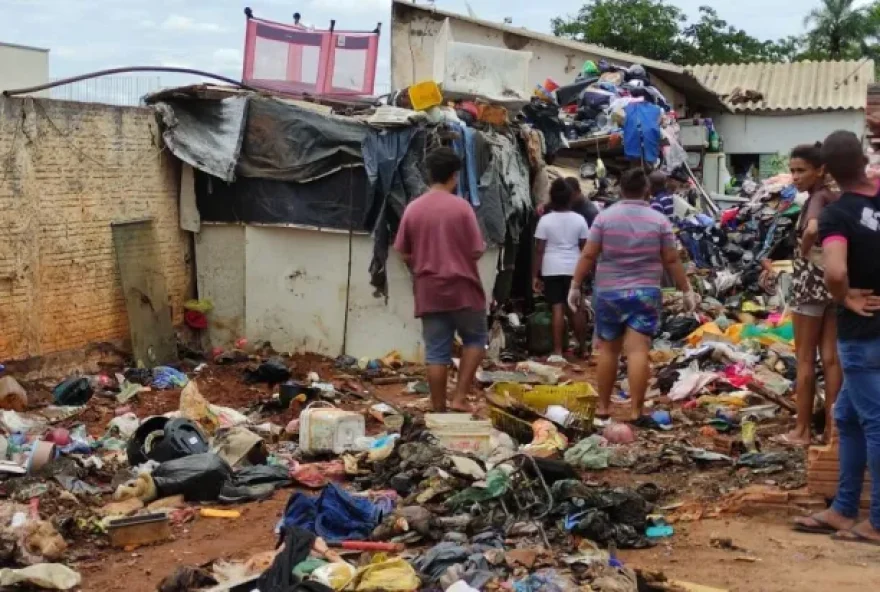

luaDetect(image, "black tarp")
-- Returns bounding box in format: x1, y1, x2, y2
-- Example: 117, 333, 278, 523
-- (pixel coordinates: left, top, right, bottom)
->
195, 167, 369, 230
237, 97, 369, 183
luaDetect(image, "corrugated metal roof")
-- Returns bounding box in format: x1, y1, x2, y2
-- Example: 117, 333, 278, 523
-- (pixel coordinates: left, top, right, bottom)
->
689, 60, 875, 113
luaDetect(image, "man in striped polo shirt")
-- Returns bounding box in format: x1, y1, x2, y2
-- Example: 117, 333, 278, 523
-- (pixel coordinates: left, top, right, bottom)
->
649, 170, 676, 222
568, 169, 699, 425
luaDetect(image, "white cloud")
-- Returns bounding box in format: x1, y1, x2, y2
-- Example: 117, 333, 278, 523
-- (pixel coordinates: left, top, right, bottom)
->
160, 14, 226, 33
305, 0, 389, 17
212, 48, 243, 71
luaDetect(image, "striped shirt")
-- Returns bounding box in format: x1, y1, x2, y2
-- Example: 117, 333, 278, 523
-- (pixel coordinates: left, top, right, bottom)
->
650, 190, 675, 221
588, 200, 676, 291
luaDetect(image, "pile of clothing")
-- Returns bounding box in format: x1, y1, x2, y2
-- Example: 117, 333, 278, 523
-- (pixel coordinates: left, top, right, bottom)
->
551, 61, 671, 143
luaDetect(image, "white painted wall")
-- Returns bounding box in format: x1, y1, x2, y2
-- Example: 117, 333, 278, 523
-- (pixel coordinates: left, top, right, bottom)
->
0, 43, 49, 94
196, 224, 498, 362
715, 111, 866, 155
194, 225, 246, 348
391, 10, 685, 114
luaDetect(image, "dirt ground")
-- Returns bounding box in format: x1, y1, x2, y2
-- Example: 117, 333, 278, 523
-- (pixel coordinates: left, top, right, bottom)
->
75, 487, 880, 592
17, 353, 870, 590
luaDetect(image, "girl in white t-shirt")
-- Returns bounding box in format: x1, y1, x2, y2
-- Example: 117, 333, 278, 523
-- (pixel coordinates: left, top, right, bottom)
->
533, 178, 590, 362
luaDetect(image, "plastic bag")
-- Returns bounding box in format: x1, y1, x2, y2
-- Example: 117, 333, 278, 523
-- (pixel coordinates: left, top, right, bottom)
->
564, 435, 611, 470
244, 359, 291, 385
446, 468, 511, 508
52, 378, 92, 406
311, 562, 356, 590
351, 557, 420, 592
668, 362, 718, 401
180, 381, 219, 434
106, 413, 140, 439
151, 453, 232, 502
0, 564, 81, 590
152, 366, 189, 390
523, 420, 569, 457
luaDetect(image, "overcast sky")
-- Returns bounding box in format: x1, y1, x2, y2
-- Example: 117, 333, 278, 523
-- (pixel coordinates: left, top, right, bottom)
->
0, 0, 868, 95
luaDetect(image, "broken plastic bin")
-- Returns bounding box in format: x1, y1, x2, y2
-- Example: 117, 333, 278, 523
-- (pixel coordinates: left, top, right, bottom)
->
425, 413, 493, 456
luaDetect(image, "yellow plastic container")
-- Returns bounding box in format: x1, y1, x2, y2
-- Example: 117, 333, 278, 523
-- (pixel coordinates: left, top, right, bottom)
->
489, 382, 599, 441
494, 382, 598, 417
407, 80, 443, 111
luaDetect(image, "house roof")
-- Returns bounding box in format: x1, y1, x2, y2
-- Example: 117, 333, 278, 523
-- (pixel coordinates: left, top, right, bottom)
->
689, 60, 875, 113
391, 0, 727, 111
0, 41, 49, 53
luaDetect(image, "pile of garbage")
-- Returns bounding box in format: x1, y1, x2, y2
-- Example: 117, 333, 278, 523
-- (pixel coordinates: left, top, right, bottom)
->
541, 60, 679, 142
0, 291, 812, 592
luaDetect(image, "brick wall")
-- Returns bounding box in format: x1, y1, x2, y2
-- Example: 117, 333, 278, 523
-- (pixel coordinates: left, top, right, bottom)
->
0, 97, 192, 362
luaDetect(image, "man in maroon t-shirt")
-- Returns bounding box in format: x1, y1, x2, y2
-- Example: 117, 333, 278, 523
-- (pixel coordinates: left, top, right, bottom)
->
394, 147, 487, 412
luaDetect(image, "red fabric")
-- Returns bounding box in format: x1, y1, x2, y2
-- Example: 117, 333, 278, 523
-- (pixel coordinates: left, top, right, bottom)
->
394, 190, 486, 317
184, 310, 208, 329
720, 208, 738, 227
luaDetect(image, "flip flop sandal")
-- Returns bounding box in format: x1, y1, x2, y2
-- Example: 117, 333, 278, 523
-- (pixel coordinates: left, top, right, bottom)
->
831, 529, 880, 546
792, 515, 840, 535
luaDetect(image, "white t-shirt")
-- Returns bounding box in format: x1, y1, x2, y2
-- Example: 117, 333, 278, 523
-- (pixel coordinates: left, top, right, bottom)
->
535, 211, 590, 276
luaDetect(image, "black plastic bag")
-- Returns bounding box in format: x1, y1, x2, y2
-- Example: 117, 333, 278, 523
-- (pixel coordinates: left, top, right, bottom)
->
663, 317, 701, 341
52, 377, 93, 406
244, 358, 292, 385
152, 453, 233, 501
233, 464, 291, 488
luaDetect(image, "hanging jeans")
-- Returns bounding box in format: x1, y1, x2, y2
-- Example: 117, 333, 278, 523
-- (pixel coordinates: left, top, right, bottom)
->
450, 123, 481, 206
832, 337, 880, 528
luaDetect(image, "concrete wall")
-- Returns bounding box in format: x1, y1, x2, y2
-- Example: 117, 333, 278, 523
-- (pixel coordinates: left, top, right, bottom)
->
716, 110, 866, 155
196, 224, 498, 362
391, 4, 686, 113
0, 97, 192, 362
0, 43, 49, 95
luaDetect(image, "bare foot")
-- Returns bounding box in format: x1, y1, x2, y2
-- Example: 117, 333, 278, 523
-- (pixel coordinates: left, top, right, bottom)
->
776, 430, 811, 448
448, 395, 473, 414
793, 509, 855, 533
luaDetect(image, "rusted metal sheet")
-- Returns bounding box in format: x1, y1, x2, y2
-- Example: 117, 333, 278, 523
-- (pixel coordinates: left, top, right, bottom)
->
111, 219, 177, 366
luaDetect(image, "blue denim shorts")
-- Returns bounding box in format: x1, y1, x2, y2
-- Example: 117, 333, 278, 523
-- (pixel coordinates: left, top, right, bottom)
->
595, 288, 662, 341
422, 309, 487, 365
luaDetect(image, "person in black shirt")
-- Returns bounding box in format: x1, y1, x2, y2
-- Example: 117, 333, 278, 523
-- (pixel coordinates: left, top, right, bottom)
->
566, 177, 599, 228
794, 130, 880, 544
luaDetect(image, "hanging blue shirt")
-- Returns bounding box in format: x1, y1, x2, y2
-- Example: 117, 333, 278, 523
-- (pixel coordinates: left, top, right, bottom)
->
623, 102, 663, 163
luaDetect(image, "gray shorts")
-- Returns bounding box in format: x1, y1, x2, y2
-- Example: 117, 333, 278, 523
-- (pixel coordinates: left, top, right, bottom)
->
422, 309, 487, 365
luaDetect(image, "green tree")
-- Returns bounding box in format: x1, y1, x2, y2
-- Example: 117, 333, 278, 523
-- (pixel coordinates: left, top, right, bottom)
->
677, 7, 800, 64
552, 1, 802, 65
803, 0, 876, 59
551, 0, 685, 63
